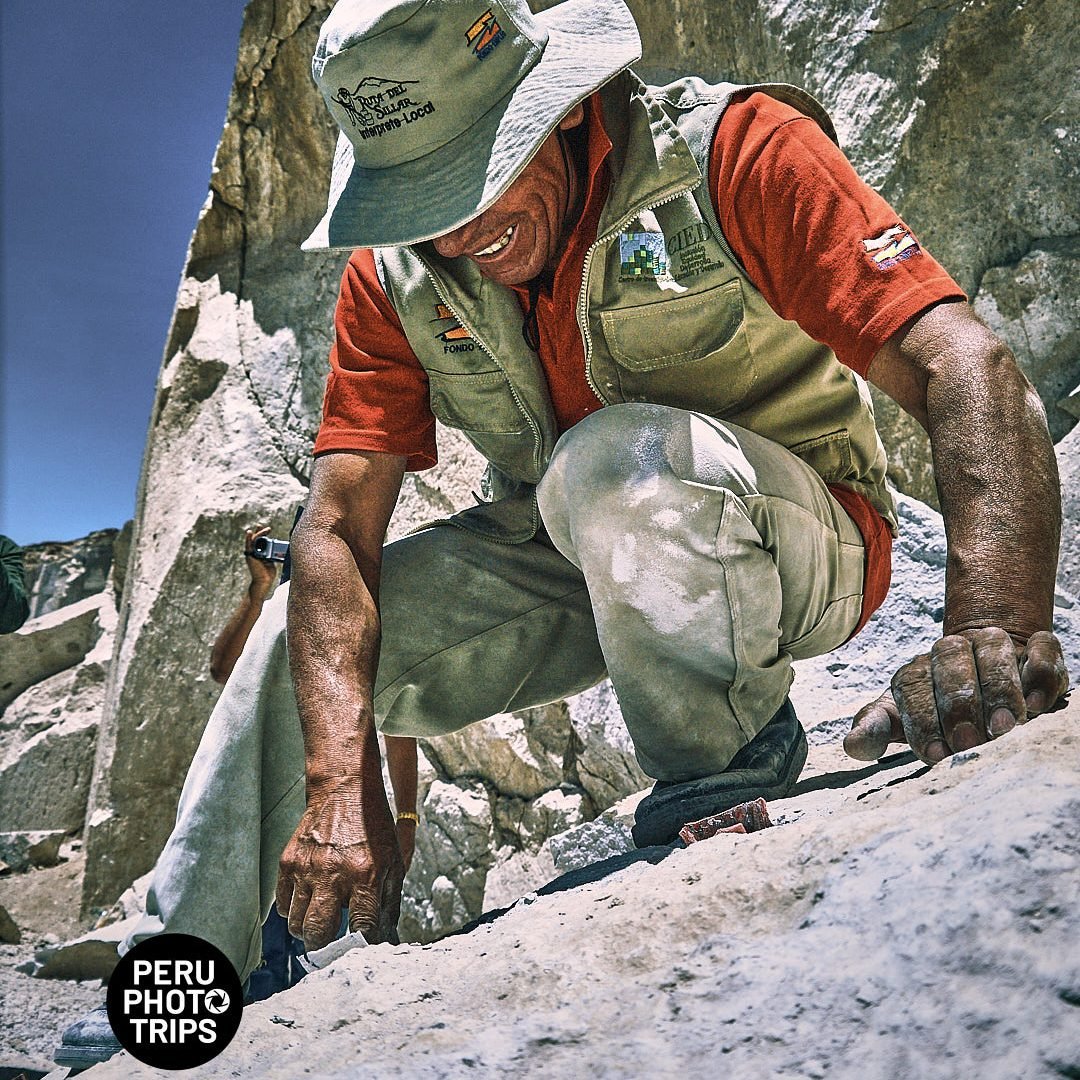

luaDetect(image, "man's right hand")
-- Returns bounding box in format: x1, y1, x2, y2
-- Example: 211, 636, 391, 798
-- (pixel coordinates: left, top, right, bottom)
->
274, 776, 404, 951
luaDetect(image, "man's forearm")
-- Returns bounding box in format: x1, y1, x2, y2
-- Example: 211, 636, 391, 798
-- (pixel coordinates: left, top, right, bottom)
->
210, 589, 267, 683
924, 321, 1060, 640
286, 517, 385, 790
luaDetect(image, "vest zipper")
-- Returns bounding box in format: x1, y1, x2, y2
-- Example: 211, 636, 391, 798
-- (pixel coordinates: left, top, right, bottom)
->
418, 264, 545, 481
576, 186, 696, 405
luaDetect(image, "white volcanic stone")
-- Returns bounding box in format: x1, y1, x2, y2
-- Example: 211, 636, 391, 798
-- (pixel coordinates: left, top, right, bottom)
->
420, 706, 571, 802
0, 595, 107, 715
91, 700, 1080, 1080
565, 681, 650, 809
973, 244, 1080, 442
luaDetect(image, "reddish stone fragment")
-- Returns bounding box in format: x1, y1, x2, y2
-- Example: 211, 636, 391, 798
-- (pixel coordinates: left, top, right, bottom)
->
678, 797, 774, 845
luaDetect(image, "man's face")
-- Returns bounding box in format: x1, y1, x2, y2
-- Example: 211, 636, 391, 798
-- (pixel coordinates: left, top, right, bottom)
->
431, 104, 584, 286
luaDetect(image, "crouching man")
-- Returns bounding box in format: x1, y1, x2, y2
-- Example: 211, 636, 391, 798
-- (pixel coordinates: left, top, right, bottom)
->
57, 0, 1068, 1068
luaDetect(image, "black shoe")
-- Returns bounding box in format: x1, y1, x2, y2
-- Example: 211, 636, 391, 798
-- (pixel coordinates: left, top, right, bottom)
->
54, 1004, 122, 1072
632, 698, 807, 847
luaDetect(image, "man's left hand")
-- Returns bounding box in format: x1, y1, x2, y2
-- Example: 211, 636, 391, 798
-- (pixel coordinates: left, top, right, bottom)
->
845, 628, 1069, 764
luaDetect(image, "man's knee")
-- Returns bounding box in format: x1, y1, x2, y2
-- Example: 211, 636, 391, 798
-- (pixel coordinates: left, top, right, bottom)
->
537, 404, 755, 529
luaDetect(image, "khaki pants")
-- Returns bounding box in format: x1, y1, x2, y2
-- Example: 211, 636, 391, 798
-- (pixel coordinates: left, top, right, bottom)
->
127, 404, 866, 977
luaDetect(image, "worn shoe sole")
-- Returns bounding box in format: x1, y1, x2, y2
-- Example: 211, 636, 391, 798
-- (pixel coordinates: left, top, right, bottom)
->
53, 1042, 122, 1071
632, 699, 808, 847
54, 1004, 122, 1072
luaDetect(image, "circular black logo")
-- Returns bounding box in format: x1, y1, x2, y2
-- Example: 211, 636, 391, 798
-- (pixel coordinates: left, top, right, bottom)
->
106, 933, 243, 1070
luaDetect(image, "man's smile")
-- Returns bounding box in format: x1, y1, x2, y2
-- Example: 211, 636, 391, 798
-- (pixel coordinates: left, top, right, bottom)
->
471, 226, 515, 257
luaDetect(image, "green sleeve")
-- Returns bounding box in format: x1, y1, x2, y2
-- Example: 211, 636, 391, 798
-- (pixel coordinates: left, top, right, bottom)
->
0, 535, 31, 634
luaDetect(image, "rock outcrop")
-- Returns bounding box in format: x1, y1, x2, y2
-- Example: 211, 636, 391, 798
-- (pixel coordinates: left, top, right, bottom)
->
0, 589, 118, 837
91, 698, 1080, 1080
20, 528, 122, 621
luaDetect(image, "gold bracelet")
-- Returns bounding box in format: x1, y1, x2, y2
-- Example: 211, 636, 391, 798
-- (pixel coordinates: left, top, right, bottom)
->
396, 811, 420, 824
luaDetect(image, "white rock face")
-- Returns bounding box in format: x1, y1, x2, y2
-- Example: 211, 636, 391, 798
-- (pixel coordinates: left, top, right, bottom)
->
0, 595, 109, 715
1056, 425, 1080, 603
91, 700, 1080, 1080
974, 245, 1080, 443
0, 590, 117, 835
20, 529, 120, 620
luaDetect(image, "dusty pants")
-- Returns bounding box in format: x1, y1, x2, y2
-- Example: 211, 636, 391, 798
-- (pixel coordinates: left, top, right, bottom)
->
126, 404, 866, 978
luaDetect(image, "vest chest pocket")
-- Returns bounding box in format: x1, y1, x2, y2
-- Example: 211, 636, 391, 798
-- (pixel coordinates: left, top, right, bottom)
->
426, 368, 530, 435
597, 279, 756, 415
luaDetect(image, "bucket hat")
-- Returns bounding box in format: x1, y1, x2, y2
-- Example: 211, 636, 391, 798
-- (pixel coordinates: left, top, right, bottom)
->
302, 0, 641, 251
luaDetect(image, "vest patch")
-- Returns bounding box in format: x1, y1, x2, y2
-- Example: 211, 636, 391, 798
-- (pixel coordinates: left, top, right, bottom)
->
862, 225, 921, 271
431, 303, 476, 352
619, 231, 670, 281
669, 222, 725, 280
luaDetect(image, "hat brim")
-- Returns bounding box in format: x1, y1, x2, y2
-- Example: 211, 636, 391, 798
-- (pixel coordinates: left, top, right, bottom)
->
302, 0, 641, 252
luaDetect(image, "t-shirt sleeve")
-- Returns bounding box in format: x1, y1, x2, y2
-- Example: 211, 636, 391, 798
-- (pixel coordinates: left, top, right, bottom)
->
314, 248, 438, 470
710, 92, 966, 376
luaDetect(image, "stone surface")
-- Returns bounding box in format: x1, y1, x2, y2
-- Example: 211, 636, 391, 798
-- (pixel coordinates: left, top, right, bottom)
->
0, 832, 66, 872
20, 529, 120, 621
400, 779, 496, 944
565, 682, 650, 809
26, 915, 134, 982
973, 243, 1080, 443
547, 791, 644, 876
0, 595, 107, 715
91, 701, 1080, 1080
1056, 425, 1080, 604
420, 706, 572, 802
0, 902, 20, 945
0, 597, 115, 834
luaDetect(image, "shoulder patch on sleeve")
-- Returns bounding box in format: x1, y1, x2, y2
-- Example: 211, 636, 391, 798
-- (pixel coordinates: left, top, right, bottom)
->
862, 224, 921, 271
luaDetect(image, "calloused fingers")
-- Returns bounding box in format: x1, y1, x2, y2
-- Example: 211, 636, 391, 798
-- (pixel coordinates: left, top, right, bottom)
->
929, 635, 983, 753
969, 627, 1026, 738
302, 886, 346, 952
891, 654, 948, 764
377, 863, 404, 946
347, 875, 386, 944
274, 864, 297, 922
1020, 631, 1070, 716
285, 882, 313, 943
844, 689, 904, 760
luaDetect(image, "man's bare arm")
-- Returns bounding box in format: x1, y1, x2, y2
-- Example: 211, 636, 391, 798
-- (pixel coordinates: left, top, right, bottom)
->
386, 735, 419, 871
210, 527, 278, 684
846, 300, 1068, 762
276, 449, 407, 949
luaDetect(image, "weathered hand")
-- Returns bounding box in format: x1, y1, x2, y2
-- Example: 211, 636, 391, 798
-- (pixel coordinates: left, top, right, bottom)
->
244, 526, 278, 600
275, 776, 404, 951
844, 629, 1069, 764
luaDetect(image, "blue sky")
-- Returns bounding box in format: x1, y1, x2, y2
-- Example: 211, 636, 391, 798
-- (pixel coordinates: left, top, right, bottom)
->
1, 1, 248, 545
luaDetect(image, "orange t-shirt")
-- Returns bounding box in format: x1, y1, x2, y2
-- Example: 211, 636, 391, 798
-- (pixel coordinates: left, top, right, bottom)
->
315, 91, 966, 633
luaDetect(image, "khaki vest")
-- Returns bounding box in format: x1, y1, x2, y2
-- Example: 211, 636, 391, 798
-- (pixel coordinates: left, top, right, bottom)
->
376, 71, 898, 543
